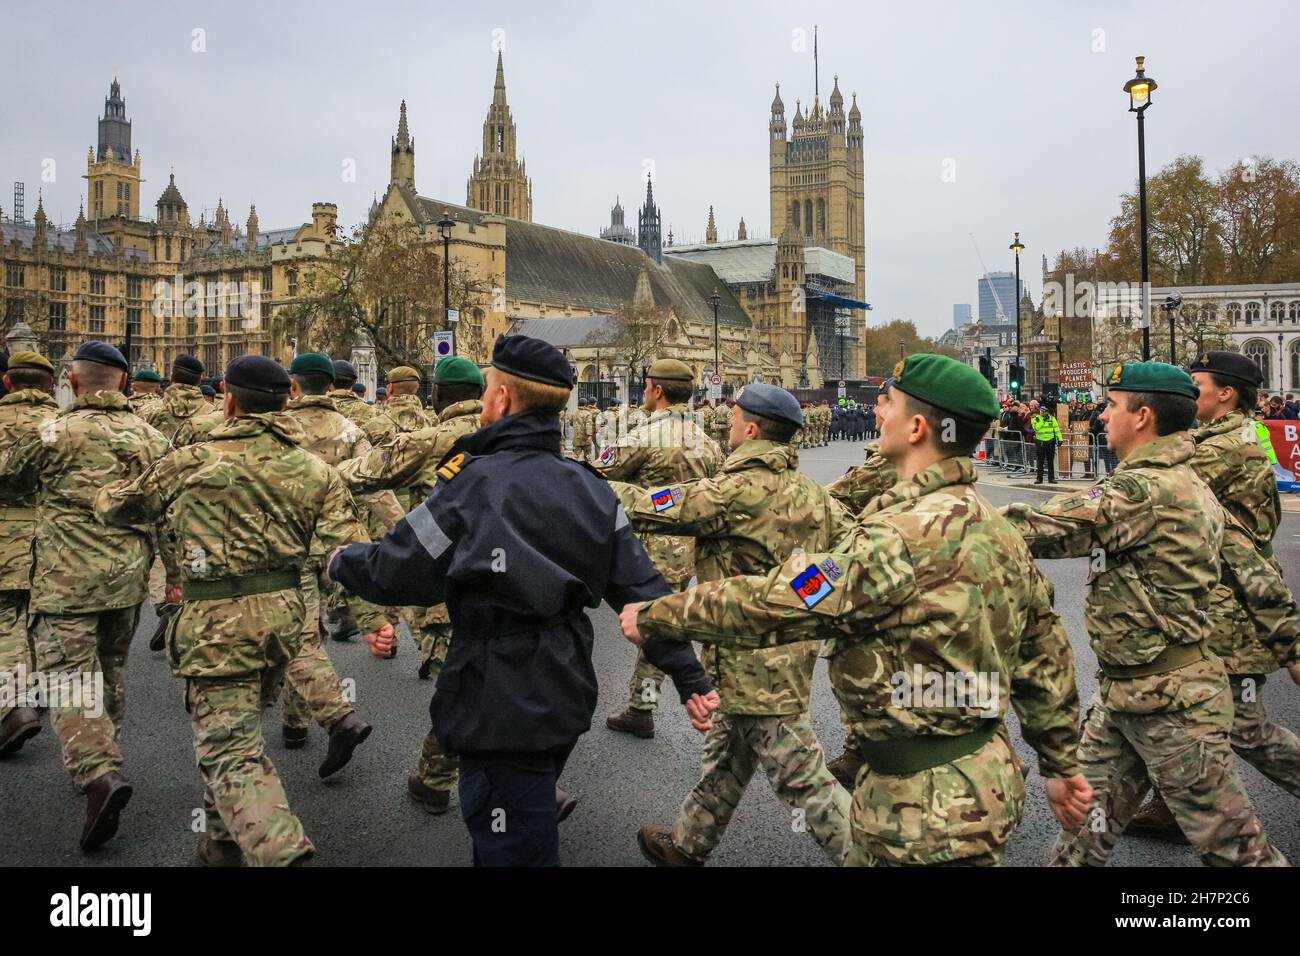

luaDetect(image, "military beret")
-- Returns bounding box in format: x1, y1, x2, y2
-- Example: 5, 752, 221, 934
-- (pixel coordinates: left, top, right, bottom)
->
376, 386, 387, 398
290, 352, 336, 381
332, 359, 359, 381
386, 366, 421, 384
7, 350, 54, 374
1105, 360, 1198, 399
1187, 350, 1262, 389
491, 335, 575, 389
890, 353, 999, 423
174, 354, 204, 376
225, 354, 291, 394
434, 356, 485, 387
74, 341, 129, 372
736, 383, 803, 427
646, 358, 695, 382
351, 382, 366, 395
200, 384, 217, 397
133, 367, 163, 383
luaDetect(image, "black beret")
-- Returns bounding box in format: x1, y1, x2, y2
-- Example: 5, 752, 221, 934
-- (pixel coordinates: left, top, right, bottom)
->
200, 384, 217, 397
736, 383, 803, 427
333, 359, 358, 381
492, 335, 575, 389
351, 382, 366, 394
74, 341, 129, 372
174, 354, 204, 376
225, 355, 290, 394
1187, 350, 1263, 389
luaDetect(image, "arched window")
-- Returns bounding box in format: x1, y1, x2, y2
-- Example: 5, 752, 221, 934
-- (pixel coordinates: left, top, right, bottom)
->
817, 198, 826, 234
803, 200, 813, 237
791, 202, 800, 230
503, 183, 510, 218
1290, 301, 1300, 323
1270, 300, 1285, 322
1227, 302, 1242, 326
1291, 340, 1300, 389
1245, 302, 1261, 325
1243, 339, 1272, 389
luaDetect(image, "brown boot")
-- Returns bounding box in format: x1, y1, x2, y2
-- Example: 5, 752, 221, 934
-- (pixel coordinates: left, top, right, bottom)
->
606, 709, 654, 739
827, 750, 863, 789
0, 707, 41, 757
81, 770, 133, 852
636, 825, 703, 867
1125, 794, 1189, 844
197, 833, 244, 867
407, 773, 451, 814
148, 603, 178, 652
319, 712, 371, 779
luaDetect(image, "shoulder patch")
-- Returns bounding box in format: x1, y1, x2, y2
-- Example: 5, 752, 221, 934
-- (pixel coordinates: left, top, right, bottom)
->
819, 558, 842, 581
436, 452, 469, 482
1087, 486, 1103, 499
651, 487, 677, 512
598, 447, 616, 466
791, 564, 834, 608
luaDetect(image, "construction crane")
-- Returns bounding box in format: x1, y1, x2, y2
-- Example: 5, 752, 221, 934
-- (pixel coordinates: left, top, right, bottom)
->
968, 233, 1010, 324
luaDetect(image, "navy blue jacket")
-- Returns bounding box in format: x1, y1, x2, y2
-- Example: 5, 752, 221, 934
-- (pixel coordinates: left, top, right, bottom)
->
330, 410, 712, 758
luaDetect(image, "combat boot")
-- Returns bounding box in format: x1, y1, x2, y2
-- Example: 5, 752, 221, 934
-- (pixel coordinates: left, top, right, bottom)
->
148, 602, 178, 652
417, 656, 434, 680
407, 773, 451, 814
197, 833, 244, 867
283, 725, 308, 749
1125, 794, 1189, 844
606, 709, 654, 739
556, 785, 579, 823
636, 825, 703, 867
319, 712, 372, 778
331, 604, 360, 643
0, 707, 41, 757
827, 750, 863, 789
81, 770, 133, 852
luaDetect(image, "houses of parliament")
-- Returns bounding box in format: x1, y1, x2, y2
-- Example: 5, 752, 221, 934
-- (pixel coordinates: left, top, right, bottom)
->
1, 55, 867, 392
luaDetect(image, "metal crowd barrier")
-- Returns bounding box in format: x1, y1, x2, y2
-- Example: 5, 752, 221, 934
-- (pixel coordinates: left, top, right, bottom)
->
979, 429, 1118, 483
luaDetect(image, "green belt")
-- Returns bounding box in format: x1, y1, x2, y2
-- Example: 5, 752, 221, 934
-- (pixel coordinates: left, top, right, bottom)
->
1102, 640, 1206, 680
857, 719, 999, 776
182, 568, 300, 602
0, 506, 36, 520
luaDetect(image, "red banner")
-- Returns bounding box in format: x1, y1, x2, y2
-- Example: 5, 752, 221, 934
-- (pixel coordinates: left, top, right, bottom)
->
1265, 420, 1299, 483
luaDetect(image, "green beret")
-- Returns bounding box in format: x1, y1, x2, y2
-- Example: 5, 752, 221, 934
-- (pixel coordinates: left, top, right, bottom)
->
7, 350, 54, 374
890, 353, 999, 423
289, 352, 336, 381
133, 367, 164, 383
1105, 360, 1198, 399
647, 358, 694, 382
386, 366, 421, 384
434, 356, 485, 387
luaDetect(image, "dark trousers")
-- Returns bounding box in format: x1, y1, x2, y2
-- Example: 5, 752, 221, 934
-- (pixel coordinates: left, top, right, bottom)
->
1036, 440, 1056, 483
459, 747, 571, 867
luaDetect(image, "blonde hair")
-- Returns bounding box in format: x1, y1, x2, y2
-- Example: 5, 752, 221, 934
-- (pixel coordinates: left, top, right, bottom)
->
494, 369, 570, 414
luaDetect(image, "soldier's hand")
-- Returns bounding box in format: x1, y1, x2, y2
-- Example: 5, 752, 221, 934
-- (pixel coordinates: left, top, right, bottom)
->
365, 623, 395, 658
1287, 661, 1300, 686
619, 602, 645, 645
1046, 774, 1093, 831
685, 691, 720, 733
165, 584, 182, 605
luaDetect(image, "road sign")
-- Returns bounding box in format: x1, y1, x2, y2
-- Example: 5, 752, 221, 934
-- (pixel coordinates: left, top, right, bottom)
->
837, 380, 846, 398
709, 374, 722, 401
447, 309, 460, 324
433, 331, 454, 365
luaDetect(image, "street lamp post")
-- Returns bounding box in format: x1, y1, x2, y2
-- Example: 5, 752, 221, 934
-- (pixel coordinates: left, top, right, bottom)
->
707, 288, 721, 395
1010, 231, 1024, 384
1163, 291, 1182, 364
1280, 333, 1285, 393
437, 208, 456, 356
1124, 56, 1157, 361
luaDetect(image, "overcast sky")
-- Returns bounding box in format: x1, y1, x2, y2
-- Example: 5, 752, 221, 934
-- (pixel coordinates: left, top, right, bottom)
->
4, 0, 1294, 336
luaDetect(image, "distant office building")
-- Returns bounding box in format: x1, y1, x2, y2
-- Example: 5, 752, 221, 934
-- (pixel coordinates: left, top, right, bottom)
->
953, 303, 972, 329
978, 272, 1021, 325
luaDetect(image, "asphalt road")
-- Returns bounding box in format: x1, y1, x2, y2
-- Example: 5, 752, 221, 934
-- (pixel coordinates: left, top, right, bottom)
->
4, 440, 1299, 867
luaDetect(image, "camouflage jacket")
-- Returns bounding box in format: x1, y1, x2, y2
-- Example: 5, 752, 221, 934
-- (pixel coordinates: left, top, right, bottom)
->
93, 413, 370, 677
1192, 411, 1280, 547
329, 388, 375, 426
595, 403, 723, 585
826, 444, 897, 516
0, 390, 60, 591
172, 408, 225, 447
612, 439, 855, 715
127, 392, 161, 416
363, 394, 429, 445
637, 456, 1081, 777
1004, 432, 1229, 714
282, 395, 370, 469
0, 391, 168, 613
141, 383, 209, 441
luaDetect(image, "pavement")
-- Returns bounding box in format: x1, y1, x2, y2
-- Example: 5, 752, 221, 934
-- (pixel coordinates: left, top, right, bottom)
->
3, 439, 1299, 867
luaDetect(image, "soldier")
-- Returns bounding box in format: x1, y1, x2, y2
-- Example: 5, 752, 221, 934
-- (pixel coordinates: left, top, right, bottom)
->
327, 335, 716, 866
329, 359, 375, 427
1128, 352, 1300, 841
571, 396, 593, 461
337, 356, 485, 814
710, 398, 732, 453
0, 352, 60, 758
620, 354, 1091, 866
127, 368, 163, 415
0, 342, 169, 851
610, 384, 857, 866
600, 359, 723, 739
142, 355, 208, 439
1003, 361, 1286, 867
365, 365, 430, 447
94, 355, 387, 867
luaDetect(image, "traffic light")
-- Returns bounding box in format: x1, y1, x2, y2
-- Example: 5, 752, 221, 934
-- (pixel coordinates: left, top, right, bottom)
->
1009, 363, 1024, 398
978, 354, 995, 386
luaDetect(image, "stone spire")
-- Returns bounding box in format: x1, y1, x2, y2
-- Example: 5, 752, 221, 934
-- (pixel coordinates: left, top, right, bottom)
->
705, 205, 717, 244
737, 217, 747, 240
391, 100, 416, 189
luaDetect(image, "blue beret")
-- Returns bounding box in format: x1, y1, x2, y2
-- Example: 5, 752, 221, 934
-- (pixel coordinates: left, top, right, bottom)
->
200, 384, 217, 397
333, 359, 358, 381
74, 341, 128, 372
225, 355, 290, 394
174, 354, 204, 376
376, 386, 387, 397
736, 383, 803, 427
492, 335, 574, 389
351, 382, 366, 394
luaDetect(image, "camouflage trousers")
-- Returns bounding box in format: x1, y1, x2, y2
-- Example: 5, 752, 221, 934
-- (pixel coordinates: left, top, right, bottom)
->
1050, 687, 1286, 867
0, 590, 34, 723
625, 649, 667, 715
1227, 674, 1300, 798
674, 712, 851, 865
188, 671, 314, 867
414, 622, 458, 793
31, 606, 140, 789
845, 731, 1024, 867
280, 564, 352, 732
147, 555, 168, 610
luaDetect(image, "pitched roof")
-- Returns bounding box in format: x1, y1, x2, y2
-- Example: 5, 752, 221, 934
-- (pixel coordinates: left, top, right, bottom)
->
509, 315, 613, 347
2, 221, 123, 258
667, 237, 855, 284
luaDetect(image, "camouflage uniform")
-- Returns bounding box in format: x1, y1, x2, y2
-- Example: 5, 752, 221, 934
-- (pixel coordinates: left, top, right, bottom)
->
363, 393, 429, 449
338, 398, 483, 794
612, 438, 857, 863
637, 456, 1083, 866
329, 387, 375, 427
596, 403, 722, 716
93, 412, 371, 867
127, 391, 160, 417
0, 391, 168, 788
573, 406, 597, 461
171, 408, 225, 447
710, 402, 732, 453
0, 389, 60, 727
1004, 432, 1286, 867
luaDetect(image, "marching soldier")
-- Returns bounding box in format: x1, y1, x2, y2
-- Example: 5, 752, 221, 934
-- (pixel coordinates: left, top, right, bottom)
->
1003, 361, 1286, 867
600, 359, 723, 739
620, 354, 1091, 866
0, 352, 60, 758
710, 398, 732, 453
365, 365, 429, 447
141, 355, 208, 439
127, 368, 163, 414
0, 342, 169, 851
94, 355, 386, 867
328, 359, 376, 426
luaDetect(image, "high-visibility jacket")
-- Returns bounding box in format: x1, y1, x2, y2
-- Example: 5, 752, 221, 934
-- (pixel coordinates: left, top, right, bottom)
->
1031, 413, 1063, 443
1253, 419, 1278, 465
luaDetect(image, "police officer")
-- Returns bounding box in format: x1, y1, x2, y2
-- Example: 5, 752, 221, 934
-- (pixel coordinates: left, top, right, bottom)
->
1031, 402, 1064, 484
327, 335, 717, 866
